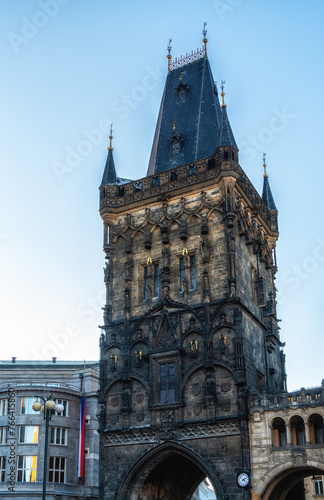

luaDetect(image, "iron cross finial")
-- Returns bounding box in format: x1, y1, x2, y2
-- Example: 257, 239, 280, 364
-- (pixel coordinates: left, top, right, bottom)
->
203, 22, 207, 37
108, 124, 113, 150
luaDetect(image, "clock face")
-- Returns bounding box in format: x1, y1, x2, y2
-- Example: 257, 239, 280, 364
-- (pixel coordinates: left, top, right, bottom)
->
237, 472, 250, 487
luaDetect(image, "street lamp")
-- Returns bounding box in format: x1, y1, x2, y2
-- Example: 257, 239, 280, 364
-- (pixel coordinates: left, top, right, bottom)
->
32, 395, 64, 500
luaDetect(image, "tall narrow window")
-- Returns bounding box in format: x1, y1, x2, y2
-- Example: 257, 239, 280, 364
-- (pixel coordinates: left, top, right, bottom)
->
144, 266, 149, 300
0, 457, 5, 482
153, 264, 160, 298
160, 362, 176, 403
180, 258, 185, 291
190, 255, 196, 290
0, 428, 6, 445
0, 400, 7, 416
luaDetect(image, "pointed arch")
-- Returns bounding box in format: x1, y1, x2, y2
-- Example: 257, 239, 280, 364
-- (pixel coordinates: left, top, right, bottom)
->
116, 441, 224, 500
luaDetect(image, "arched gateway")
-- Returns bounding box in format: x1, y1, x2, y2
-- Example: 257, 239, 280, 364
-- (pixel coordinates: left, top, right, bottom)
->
117, 442, 220, 500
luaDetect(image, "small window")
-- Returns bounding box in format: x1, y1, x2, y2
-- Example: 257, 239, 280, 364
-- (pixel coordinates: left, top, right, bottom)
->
179, 89, 186, 101
48, 456, 65, 483
17, 456, 37, 482
118, 186, 125, 197
19, 426, 39, 444
207, 158, 215, 170
314, 477, 324, 495
135, 181, 142, 191
50, 427, 67, 446
224, 150, 229, 160
170, 170, 178, 181
0, 456, 5, 482
172, 143, 180, 156
189, 164, 196, 175
152, 175, 160, 187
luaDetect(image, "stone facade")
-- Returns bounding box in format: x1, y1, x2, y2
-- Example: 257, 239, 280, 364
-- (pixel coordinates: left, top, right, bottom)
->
0, 359, 99, 499
249, 386, 324, 500
98, 136, 283, 499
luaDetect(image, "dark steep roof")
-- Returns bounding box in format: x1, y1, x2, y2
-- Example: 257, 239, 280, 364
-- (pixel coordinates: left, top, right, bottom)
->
100, 149, 117, 186
218, 104, 238, 149
262, 176, 277, 211
147, 57, 223, 176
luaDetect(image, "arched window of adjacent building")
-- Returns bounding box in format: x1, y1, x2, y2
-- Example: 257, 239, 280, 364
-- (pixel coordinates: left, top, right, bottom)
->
290, 415, 305, 446
272, 417, 286, 447
309, 414, 324, 444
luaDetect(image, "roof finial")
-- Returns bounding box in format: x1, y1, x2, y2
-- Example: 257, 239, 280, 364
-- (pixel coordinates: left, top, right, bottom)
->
173, 120, 176, 131
220, 81, 226, 107
202, 22, 208, 56
179, 71, 182, 81
167, 38, 172, 72
108, 124, 113, 151
263, 153, 268, 178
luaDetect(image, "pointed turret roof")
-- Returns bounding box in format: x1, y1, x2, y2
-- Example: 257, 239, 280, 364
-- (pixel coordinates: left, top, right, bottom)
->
100, 148, 117, 186
262, 156, 277, 211
218, 103, 238, 149
100, 127, 131, 187
147, 55, 223, 176
262, 176, 277, 211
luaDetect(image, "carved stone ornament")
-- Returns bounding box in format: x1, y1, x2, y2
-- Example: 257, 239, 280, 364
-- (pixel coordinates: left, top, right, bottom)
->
110, 396, 119, 407
221, 382, 231, 393
291, 449, 307, 467
192, 383, 201, 397
136, 412, 145, 423
136, 393, 144, 404
193, 404, 202, 416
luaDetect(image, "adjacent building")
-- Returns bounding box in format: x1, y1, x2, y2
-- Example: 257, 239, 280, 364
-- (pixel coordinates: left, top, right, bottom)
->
0, 359, 99, 499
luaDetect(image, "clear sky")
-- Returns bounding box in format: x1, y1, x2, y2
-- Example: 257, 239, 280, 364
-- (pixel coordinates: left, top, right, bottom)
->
1, 0, 323, 391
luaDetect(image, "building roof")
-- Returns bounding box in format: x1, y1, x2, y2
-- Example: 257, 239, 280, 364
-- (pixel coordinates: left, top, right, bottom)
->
218, 103, 238, 149
0, 360, 99, 367
262, 176, 277, 211
147, 57, 224, 175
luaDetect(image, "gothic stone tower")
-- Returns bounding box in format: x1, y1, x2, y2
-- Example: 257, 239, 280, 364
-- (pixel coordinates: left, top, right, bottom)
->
98, 34, 285, 500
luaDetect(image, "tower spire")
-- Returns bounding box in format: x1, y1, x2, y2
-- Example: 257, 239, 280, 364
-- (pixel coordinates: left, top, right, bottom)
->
262, 154, 277, 211
202, 22, 208, 56
100, 125, 117, 186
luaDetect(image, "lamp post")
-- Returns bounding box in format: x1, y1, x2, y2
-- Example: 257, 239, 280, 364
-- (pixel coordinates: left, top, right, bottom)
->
32, 395, 64, 500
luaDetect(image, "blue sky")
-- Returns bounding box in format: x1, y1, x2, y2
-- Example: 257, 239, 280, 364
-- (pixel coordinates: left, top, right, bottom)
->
0, 0, 323, 391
